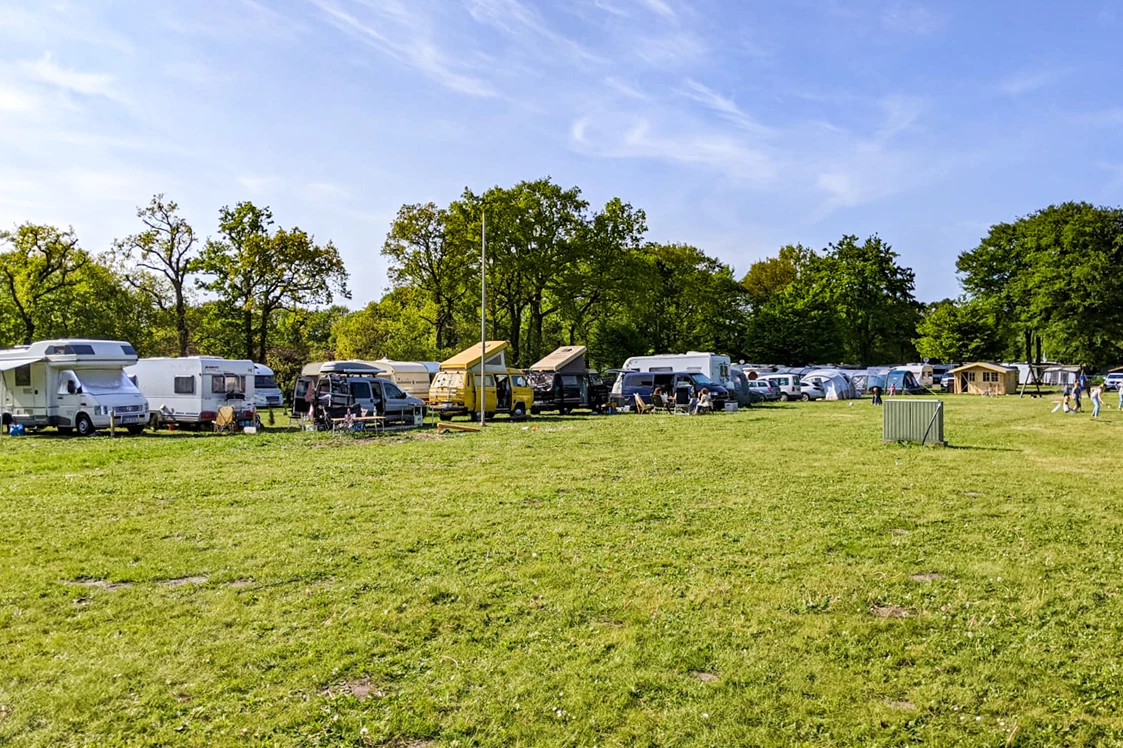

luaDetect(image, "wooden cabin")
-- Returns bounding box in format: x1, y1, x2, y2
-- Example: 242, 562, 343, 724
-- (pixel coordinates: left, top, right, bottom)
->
949, 362, 1018, 395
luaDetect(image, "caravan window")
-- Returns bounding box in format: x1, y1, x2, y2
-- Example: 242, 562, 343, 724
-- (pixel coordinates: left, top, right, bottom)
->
174, 376, 195, 394
211, 375, 226, 394
14, 365, 30, 387
226, 375, 246, 394
650, 366, 673, 372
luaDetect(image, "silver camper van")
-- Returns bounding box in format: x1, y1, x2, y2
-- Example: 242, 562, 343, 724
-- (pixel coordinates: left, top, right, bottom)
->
0, 339, 149, 435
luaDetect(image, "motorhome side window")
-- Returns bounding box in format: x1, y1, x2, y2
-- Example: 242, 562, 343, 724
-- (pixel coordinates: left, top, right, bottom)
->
14, 365, 31, 387
174, 376, 195, 395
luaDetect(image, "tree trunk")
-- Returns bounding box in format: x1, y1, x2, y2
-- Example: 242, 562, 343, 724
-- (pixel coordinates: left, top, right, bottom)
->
243, 305, 255, 361
507, 302, 522, 365
528, 295, 544, 364
174, 285, 189, 357
22, 317, 34, 346
257, 307, 271, 364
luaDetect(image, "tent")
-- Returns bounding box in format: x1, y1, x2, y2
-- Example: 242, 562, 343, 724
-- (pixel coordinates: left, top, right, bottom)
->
802, 368, 855, 400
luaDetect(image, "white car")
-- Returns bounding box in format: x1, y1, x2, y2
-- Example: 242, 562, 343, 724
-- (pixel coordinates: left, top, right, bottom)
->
1105, 372, 1123, 391
799, 380, 827, 401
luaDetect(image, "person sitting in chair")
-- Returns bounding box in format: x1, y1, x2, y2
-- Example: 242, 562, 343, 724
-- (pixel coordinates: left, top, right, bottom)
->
692, 388, 712, 415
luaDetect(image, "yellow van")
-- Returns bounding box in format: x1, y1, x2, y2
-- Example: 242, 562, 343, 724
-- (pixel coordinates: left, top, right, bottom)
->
429, 341, 533, 420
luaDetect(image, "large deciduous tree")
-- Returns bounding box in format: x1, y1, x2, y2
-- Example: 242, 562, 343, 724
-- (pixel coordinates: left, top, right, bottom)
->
201, 202, 349, 363
114, 194, 200, 356
382, 202, 475, 352
0, 223, 90, 344
914, 298, 1004, 363
958, 202, 1123, 369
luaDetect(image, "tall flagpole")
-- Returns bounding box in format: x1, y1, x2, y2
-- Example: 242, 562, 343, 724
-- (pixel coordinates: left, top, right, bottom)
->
480, 211, 487, 428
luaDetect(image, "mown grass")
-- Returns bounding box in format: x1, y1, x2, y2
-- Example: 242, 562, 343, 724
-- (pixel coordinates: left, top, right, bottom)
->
1, 396, 1122, 746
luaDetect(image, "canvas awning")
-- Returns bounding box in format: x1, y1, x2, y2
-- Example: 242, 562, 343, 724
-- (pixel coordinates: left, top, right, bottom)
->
0, 356, 43, 372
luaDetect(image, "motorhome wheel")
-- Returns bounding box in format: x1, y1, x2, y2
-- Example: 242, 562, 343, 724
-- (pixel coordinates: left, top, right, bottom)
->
126, 425, 145, 435
75, 413, 95, 436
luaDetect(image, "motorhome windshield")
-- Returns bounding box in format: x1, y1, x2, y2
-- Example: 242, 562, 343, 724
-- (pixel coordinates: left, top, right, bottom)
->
77, 370, 142, 395
255, 375, 277, 389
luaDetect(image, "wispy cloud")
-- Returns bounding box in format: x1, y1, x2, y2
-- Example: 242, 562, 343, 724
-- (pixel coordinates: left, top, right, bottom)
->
309, 0, 498, 97
18, 53, 125, 103
636, 0, 677, 22
880, 1, 945, 35
464, 0, 603, 65
679, 79, 773, 136
997, 67, 1072, 96
632, 31, 707, 67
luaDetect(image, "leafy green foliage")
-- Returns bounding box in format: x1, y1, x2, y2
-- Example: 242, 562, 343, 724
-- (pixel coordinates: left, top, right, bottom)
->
0, 223, 90, 344
914, 298, 1005, 363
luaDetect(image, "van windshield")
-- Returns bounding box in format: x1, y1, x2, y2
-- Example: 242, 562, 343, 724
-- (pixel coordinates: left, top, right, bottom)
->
255, 375, 277, 389
77, 370, 141, 396
691, 373, 716, 386
433, 371, 463, 388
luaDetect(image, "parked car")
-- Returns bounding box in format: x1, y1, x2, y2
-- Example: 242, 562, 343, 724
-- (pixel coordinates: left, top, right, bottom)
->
764, 373, 802, 401
940, 373, 955, 391
292, 361, 425, 427
1104, 372, 1123, 391
728, 368, 762, 406
745, 379, 780, 401
799, 380, 826, 401
611, 371, 730, 410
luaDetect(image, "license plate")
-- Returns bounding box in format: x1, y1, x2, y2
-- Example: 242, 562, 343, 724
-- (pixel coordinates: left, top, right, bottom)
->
117, 416, 138, 423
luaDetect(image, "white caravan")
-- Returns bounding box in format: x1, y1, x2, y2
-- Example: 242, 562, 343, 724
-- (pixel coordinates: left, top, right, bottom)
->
371, 359, 434, 402
622, 352, 734, 391
0, 339, 149, 436
126, 357, 255, 427
901, 363, 936, 388
253, 363, 284, 408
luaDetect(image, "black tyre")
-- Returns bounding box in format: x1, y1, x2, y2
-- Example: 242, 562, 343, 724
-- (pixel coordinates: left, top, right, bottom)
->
438, 411, 451, 421
780, 393, 790, 402
513, 403, 527, 419
801, 393, 810, 402
559, 407, 571, 416
75, 413, 95, 437
57, 427, 73, 435
126, 424, 145, 435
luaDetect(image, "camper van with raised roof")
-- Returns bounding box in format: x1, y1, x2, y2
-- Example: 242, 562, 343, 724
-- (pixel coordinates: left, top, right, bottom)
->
428, 341, 532, 420
291, 361, 424, 427
528, 345, 608, 414
0, 339, 149, 435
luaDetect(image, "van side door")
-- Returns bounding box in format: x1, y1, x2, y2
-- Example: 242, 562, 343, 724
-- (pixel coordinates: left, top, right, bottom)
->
380, 380, 412, 422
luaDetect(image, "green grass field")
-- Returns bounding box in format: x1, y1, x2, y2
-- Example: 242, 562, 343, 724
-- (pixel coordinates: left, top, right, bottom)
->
2, 396, 1122, 746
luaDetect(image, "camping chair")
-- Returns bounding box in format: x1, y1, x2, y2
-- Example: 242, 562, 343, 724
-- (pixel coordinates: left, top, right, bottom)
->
652, 392, 672, 414
673, 386, 692, 415
213, 406, 237, 433
633, 392, 654, 414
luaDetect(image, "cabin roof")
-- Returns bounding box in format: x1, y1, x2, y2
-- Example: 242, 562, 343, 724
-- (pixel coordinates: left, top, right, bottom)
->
949, 362, 1015, 374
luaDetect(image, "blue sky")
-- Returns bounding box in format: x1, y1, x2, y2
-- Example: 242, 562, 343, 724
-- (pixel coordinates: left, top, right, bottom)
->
1, 0, 1121, 306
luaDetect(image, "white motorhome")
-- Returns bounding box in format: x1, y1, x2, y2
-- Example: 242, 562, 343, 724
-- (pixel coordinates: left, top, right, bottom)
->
126, 357, 255, 427
901, 363, 936, 388
622, 352, 734, 391
253, 363, 284, 408
371, 359, 433, 402
0, 339, 149, 436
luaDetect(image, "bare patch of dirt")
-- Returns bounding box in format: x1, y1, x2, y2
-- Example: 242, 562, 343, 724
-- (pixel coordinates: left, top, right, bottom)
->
885, 700, 915, 710
871, 604, 914, 619
163, 576, 208, 587
229, 579, 255, 589
692, 671, 719, 683
63, 579, 131, 591
322, 678, 385, 701
910, 572, 941, 582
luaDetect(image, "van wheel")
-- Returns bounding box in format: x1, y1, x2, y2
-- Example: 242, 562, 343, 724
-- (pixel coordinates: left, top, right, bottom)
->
57, 427, 73, 435
438, 411, 451, 421
513, 403, 526, 419
126, 424, 145, 435
559, 407, 571, 416
780, 393, 790, 402
467, 412, 477, 422
801, 393, 810, 402
75, 413, 95, 437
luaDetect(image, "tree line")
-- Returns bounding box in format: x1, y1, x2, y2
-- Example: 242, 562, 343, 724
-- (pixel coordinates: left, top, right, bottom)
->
3, 180, 1122, 395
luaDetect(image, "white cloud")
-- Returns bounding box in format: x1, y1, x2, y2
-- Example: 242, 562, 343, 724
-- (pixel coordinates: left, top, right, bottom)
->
604, 76, 648, 100
463, 0, 603, 65
679, 79, 773, 136
632, 31, 707, 67
0, 81, 39, 113
997, 68, 1072, 96
309, 0, 498, 97
636, 0, 676, 22
18, 53, 124, 103
880, 1, 945, 35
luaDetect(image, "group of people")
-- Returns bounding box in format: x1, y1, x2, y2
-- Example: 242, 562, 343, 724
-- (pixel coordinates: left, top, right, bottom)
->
1056, 371, 1112, 417
651, 386, 713, 415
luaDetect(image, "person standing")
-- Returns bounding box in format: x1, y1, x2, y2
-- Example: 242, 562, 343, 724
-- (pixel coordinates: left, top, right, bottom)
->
871, 385, 883, 406
1091, 381, 1104, 418
1072, 376, 1083, 412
